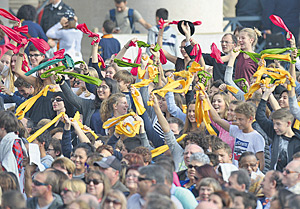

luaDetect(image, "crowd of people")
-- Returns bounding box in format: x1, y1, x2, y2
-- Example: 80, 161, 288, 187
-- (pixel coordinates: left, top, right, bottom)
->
0, 0, 300, 209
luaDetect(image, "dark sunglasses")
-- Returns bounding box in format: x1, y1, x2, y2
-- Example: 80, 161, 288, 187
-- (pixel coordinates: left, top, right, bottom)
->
105, 197, 121, 205
86, 179, 103, 185
33, 179, 48, 186
188, 164, 199, 169
51, 97, 64, 103
137, 176, 153, 182
283, 168, 299, 174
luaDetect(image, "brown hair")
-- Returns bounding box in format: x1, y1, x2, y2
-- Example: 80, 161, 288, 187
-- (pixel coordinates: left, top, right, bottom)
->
100, 93, 126, 122
113, 70, 134, 85
271, 108, 294, 123
234, 102, 256, 118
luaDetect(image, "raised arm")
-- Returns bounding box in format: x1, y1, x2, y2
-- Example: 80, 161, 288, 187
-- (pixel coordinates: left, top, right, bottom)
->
199, 90, 230, 132
138, 18, 152, 30
157, 22, 177, 64
115, 38, 137, 60
224, 50, 245, 100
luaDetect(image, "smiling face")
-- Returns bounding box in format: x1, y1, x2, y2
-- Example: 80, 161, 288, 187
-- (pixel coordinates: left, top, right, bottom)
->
113, 96, 128, 117
221, 34, 235, 54
273, 119, 290, 136
212, 94, 226, 118
29, 51, 45, 67
199, 185, 214, 201
239, 31, 254, 51
97, 81, 111, 101
61, 189, 77, 205
238, 155, 258, 175
180, 40, 189, 58
72, 148, 88, 172
105, 67, 116, 79
227, 103, 237, 122
278, 91, 289, 108
187, 104, 196, 123
125, 169, 139, 191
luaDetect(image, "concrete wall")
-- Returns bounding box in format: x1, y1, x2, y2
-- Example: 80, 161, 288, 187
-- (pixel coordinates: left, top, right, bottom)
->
63, 0, 224, 60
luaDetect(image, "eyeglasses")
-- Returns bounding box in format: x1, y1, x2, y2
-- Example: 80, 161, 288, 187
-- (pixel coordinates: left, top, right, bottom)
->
105, 197, 121, 205
283, 168, 299, 174
220, 41, 233, 44
97, 85, 109, 90
29, 54, 42, 58
188, 164, 199, 169
138, 176, 153, 182
51, 97, 64, 103
32, 179, 49, 186
86, 179, 103, 185
62, 188, 71, 194
126, 174, 139, 178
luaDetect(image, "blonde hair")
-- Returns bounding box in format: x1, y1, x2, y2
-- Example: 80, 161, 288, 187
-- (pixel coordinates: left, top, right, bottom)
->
100, 93, 126, 122
87, 67, 99, 79
52, 157, 76, 175
101, 189, 127, 209
211, 92, 231, 120
240, 27, 262, 47
234, 102, 256, 118
62, 179, 86, 194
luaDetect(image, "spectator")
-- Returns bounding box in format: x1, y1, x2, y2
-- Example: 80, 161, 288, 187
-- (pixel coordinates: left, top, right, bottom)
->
147, 8, 178, 70
98, 20, 121, 61
40, 0, 75, 33
94, 156, 129, 194
0, 111, 27, 181
106, 0, 152, 34
282, 160, 300, 194
101, 189, 127, 209
1, 190, 26, 209
27, 171, 63, 209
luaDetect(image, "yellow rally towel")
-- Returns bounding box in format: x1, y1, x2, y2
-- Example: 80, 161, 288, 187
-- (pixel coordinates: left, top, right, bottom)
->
102, 112, 140, 137
131, 79, 153, 88
15, 85, 56, 120
27, 112, 65, 143
293, 102, 300, 130
131, 89, 146, 115
188, 61, 204, 73
244, 65, 296, 100
182, 104, 187, 114
195, 84, 217, 135
226, 85, 239, 94
151, 134, 187, 158
72, 111, 99, 139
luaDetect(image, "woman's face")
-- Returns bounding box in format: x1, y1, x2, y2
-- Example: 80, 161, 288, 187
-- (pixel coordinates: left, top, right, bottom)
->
187, 160, 203, 181
278, 92, 289, 108
72, 148, 88, 171
10, 55, 17, 72
105, 67, 116, 79
125, 169, 139, 191
61, 188, 77, 205
51, 96, 65, 112
239, 31, 253, 50
188, 104, 196, 123
114, 97, 128, 116
227, 103, 237, 122
209, 194, 223, 209
97, 81, 111, 101
0, 54, 11, 66
103, 195, 122, 209
199, 185, 214, 201
158, 96, 167, 113
86, 173, 104, 199
180, 41, 188, 58
212, 94, 226, 117
37, 66, 50, 80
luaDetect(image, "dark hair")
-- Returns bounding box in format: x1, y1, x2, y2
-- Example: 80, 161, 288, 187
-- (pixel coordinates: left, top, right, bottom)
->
103, 20, 115, 34
50, 127, 64, 137
270, 170, 284, 190
1, 190, 26, 209
212, 191, 232, 208
131, 146, 152, 165
223, 33, 238, 45
196, 164, 219, 181
231, 169, 250, 190
211, 79, 224, 88
14, 77, 32, 88
0, 110, 19, 133
30, 127, 52, 150
94, 77, 120, 109
74, 142, 95, 154
156, 8, 168, 20
234, 192, 257, 209
49, 138, 62, 156
206, 152, 219, 167
16, 5, 36, 21
28, 44, 40, 53
238, 151, 257, 163
183, 131, 206, 149
167, 117, 184, 133
115, 0, 126, 3
123, 153, 144, 166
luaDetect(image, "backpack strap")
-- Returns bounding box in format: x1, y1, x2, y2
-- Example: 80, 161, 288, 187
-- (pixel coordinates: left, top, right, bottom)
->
128, 8, 135, 33
109, 9, 117, 26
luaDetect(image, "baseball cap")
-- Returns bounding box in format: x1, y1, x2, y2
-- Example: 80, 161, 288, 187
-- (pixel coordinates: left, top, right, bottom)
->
94, 156, 121, 172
